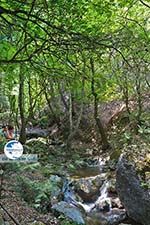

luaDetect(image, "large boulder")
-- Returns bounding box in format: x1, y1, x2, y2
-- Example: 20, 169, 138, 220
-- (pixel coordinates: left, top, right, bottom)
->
116, 155, 150, 225
52, 201, 85, 224
87, 208, 126, 225
73, 174, 105, 203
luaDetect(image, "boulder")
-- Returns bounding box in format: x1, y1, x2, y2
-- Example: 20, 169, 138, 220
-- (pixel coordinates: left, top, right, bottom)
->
119, 224, 132, 225
26, 128, 49, 138
52, 201, 85, 224
87, 208, 126, 225
116, 155, 150, 225
73, 175, 104, 203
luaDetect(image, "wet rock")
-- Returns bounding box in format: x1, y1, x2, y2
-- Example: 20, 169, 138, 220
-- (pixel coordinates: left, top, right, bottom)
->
116, 155, 150, 225
92, 180, 112, 213
95, 198, 111, 212
110, 149, 122, 161
87, 208, 126, 225
105, 208, 126, 224
119, 224, 132, 225
52, 201, 85, 224
86, 215, 108, 225
111, 197, 123, 209
107, 178, 117, 195
73, 175, 104, 202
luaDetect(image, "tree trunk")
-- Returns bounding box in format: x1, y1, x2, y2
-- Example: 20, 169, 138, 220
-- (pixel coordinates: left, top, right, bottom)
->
18, 66, 26, 144
66, 82, 84, 149
44, 89, 60, 128
58, 82, 69, 112
27, 75, 35, 121
90, 58, 110, 150
136, 75, 142, 126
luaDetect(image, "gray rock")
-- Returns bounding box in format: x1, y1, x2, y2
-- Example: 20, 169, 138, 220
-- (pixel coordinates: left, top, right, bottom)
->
87, 209, 126, 225
73, 175, 104, 202
105, 208, 126, 224
116, 155, 150, 225
52, 201, 85, 224
26, 128, 49, 138
119, 224, 132, 225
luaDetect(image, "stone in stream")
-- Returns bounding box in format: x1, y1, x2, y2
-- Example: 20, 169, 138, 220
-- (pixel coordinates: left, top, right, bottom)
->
87, 208, 126, 225
119, 224, 132, 225
73, 174, 106, 203
116, 155, 150, 225
52, 201, 85, 224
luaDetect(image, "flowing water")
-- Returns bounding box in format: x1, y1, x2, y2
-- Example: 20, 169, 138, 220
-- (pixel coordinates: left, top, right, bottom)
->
63, 164, 127, 225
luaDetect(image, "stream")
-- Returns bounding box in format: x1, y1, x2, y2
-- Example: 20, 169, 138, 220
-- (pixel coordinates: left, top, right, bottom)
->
52, 160, 129, 225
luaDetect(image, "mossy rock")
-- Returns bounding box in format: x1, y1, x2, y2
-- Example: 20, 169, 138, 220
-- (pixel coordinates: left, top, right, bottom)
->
110, 149, 122, 161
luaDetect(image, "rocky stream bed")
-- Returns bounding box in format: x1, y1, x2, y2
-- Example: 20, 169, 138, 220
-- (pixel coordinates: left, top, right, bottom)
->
50, 155, 149, 225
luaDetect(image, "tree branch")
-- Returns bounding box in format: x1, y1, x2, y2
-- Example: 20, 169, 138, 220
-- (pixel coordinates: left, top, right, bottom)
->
0, 202, 20, 225
139, 0, 150, 8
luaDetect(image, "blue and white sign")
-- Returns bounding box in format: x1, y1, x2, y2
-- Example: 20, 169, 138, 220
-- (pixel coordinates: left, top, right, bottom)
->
4, 140, 23, 160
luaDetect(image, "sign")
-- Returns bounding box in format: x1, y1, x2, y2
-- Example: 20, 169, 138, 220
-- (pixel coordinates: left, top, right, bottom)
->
4, 140, 23, 160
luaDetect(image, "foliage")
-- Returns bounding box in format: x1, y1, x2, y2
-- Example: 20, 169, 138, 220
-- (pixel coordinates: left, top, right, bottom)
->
0, 1, 149, 222
58, 215, 78, 225
0, 0, 149, 130
15, 175, 62, 213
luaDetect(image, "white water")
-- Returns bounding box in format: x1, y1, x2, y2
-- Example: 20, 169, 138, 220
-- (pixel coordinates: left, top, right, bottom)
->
79, 180, 111, 213
78, 202, 95, 213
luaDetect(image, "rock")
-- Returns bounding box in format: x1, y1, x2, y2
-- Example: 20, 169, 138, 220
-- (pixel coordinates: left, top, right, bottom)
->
26, 128, 49, 138
110, 149, 122, 161
105, 208, 126, 224
73, 175, 104, 202
107, 178, 117, 195
116, 155, 150, 225
87, 208, 126, 225
52, 201, 85, 224
95, 198, 111, 212
86, 215, 108, 225
111, 197, 123, 209
119, 224, 132, 225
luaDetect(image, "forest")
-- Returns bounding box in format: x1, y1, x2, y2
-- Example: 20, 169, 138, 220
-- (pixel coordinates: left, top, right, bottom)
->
0, 0, 150, 225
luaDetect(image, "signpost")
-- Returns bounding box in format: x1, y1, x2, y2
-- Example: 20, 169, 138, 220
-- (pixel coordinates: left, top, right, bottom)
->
4, 140, 23, 160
